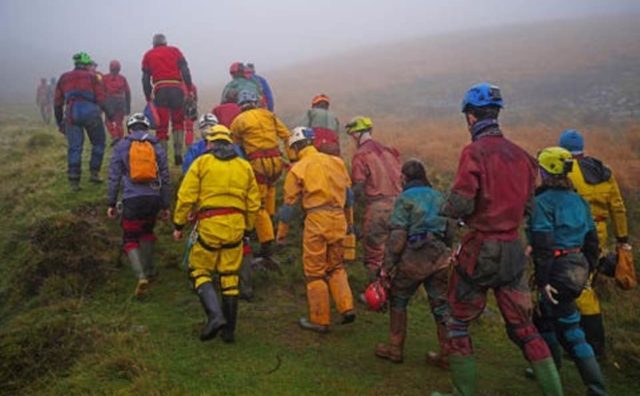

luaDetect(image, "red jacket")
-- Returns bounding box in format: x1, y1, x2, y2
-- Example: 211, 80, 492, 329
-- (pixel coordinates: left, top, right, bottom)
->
142, 44, 192, 100
103, 73, 130, 99
351, 139, 402, 199
54, 68, 105, 125
103, 73, 131, 114
444, 130, 537, 236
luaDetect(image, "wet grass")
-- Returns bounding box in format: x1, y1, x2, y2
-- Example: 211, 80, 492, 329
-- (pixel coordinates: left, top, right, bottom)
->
0, 106, 638, 395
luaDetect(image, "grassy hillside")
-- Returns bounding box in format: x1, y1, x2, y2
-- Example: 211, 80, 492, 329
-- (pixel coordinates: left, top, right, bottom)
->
1, 105, 639, 395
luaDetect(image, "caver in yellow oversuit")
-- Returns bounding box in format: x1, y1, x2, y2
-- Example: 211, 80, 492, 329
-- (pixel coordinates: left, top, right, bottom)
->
276, 127, 355, 332
174, 125, 260, 343
560, 128, 629, 358
230, 90, 293, 262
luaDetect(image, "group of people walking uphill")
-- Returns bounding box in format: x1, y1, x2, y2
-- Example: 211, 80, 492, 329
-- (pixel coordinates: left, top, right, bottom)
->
47, 32, 636, 396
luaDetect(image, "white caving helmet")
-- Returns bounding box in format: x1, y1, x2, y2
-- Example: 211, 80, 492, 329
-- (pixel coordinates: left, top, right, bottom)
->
198, 113, 219, 130
288, 126, 315, 148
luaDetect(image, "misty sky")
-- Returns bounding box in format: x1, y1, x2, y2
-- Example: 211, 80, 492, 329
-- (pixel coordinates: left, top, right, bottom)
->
1, 0, 639, 101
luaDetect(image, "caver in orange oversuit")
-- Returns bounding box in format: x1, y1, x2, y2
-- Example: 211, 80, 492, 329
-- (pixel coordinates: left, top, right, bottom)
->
276, 127, 355, 332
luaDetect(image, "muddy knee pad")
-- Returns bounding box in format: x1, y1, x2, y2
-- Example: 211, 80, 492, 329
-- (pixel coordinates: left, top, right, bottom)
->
445, 317, 473, 356
220, 274, 239, 296
506, 322, 550, 362
190, 268, 213, 290
558, 312, 594, 359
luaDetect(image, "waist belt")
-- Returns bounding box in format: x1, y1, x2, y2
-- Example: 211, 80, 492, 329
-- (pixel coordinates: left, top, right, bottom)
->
198, 207, 242, 220
197, 236, 242, 251
408, 232, 444, 244
553, 247, 581, 257
154, 79, 182, 85
593, 215, 607, 223
247, 148, 280, 160
305, 205, 343, 214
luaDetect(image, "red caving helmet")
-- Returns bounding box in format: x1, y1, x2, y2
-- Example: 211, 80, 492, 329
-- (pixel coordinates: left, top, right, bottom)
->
109, 60, 121, 73
364, 280, 388, 311
229, 62, 243, 76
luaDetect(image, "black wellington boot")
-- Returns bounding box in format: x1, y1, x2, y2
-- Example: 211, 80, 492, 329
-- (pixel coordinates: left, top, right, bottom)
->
574, 356, 607, 396
196, 282, 227, 341
221, 295, 238, 343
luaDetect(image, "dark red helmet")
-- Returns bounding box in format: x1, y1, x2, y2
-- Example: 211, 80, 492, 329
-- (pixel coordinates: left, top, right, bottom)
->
229, 62, 243, 76
109, 60, 121, 73
364, 280, 388, 311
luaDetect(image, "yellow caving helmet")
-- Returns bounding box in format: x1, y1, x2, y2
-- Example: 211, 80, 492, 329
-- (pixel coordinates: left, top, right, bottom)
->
203, 124, 233, 143
345, 116, 373, 135
537, 146, 574, 175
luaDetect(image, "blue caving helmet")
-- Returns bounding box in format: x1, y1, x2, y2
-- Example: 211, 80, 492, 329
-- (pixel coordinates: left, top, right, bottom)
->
461, 82, 504, 112
558, 129, 584, 154
237, 90, 259, 105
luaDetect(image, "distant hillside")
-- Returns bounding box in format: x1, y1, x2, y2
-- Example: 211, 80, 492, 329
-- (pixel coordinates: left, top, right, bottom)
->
206, 15, 640, 125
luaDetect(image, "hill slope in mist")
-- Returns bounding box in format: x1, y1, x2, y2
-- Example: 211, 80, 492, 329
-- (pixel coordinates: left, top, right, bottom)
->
248, 15, 640, 124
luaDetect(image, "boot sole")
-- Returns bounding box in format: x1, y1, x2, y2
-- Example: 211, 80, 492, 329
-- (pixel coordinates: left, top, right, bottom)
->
374, 351, 403, 363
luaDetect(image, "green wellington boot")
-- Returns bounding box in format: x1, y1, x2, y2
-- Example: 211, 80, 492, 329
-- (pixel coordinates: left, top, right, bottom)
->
531, 357, 564, 396
431, 355, 477, 396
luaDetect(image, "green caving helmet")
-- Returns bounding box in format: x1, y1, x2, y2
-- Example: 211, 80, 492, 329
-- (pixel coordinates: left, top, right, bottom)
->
73, 52, 93, 66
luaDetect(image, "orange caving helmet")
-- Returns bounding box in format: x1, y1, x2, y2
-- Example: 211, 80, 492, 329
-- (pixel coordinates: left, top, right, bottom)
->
311, 94, 330, 107
364, 280, 388, 312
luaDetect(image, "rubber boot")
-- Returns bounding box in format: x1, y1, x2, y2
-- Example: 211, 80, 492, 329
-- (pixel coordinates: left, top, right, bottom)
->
574, 356, 606, 396
257, 241, 273, 259
531, 358, 564, 396
298, 317, 329, 334
69, 178, 81, 192
375, 308, 406, 363
526, 333, 563, 380
221, 295, 238, 343
581, 314, 606, 360
173, 130, 184, 165
238, 255, 254, 301
341, 310, 356, 325
427, 322, 450, 370
139, 239, 158, 281
90, 170, 103, 183
431, 355, 477, 396
196, 282, 227, 341
128, 249, 148, 298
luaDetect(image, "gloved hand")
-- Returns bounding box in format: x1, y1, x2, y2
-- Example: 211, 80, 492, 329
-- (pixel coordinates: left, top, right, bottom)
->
57, 122, 65, 135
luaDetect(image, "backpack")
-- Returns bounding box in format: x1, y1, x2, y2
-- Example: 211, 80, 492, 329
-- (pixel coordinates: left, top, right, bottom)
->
129, 135, 158, 183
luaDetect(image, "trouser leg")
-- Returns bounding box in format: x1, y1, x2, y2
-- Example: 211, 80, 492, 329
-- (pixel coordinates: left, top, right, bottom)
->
255, 183, 275, 244
66, 123, 84, 183
556, 308, 606, 396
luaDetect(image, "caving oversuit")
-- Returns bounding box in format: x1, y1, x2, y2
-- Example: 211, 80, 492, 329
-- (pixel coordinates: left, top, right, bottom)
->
103, 69, 131, 140
438, 120, 561, 396
230, 107, 292, 257
107, 129, 171, 296
568, 156, 628, 358
54, 66, 108, 186
142, 43, 193, 163
375, 177, 451, 366
351, 138, 402, 279
529, 186, 606, 396
174, 143, 260, 342
277, 146, 355, 329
